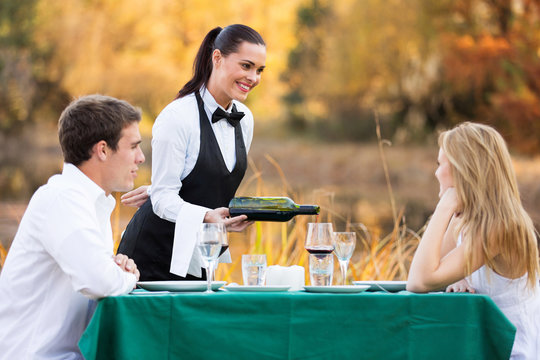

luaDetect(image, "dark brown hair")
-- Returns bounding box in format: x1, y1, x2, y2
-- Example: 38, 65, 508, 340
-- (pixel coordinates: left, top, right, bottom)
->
58, 94, 141, 166
176, 24, 265, 99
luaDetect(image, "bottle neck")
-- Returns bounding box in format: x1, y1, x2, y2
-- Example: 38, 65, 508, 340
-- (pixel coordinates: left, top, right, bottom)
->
296, 205, 320, 215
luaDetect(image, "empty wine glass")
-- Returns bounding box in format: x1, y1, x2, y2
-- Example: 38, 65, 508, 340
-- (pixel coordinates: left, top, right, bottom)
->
197, 223, 227, 293
333, 232, 356, 285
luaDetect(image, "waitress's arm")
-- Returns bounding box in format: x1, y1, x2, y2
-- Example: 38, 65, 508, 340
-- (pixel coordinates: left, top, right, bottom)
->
151, 122, 246, 226
150, 101, 254, 222
150, 105, 211, 222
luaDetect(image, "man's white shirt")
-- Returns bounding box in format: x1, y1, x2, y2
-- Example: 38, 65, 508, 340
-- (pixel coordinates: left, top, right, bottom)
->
0, 163, 136, 359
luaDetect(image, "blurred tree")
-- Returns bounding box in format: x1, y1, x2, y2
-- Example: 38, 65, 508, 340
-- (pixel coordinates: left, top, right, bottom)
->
282, 0, 442, 141
28, 0, 303, 131
0, 0, 305, 199
282, 0, 331, 133
3, 0, 539, 152
282, 0, 540, 151
0, 0, 69, 135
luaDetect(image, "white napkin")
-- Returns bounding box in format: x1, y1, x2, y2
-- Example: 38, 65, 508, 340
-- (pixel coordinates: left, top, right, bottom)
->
265, 265, 305, 291
169, 203, 231, 277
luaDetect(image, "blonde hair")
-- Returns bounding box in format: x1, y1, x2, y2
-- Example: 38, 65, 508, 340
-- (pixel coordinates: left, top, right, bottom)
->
439, 122, 539, 289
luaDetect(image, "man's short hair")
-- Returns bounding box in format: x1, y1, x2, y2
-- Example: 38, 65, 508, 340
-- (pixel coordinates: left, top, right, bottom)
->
58, 95, 142, 166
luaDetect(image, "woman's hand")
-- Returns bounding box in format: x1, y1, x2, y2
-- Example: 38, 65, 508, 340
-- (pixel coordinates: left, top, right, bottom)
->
224, 216, 254, 232
437, 187, 460, 215
203, 207, 254, 232
121, 185, 149, 208
407, 187, 462, 293
446, 279, 475, 293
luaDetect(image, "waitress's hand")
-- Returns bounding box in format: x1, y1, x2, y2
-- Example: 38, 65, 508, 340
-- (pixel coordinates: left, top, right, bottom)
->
121, 185, 150, 208
225, 216, 254, 232
204, 207, 254, 232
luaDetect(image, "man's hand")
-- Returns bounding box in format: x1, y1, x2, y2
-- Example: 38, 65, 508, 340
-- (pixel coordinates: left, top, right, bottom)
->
114, 254, 140, 282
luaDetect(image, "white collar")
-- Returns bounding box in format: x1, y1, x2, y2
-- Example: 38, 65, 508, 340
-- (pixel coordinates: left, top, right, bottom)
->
61, 163, 115, 208
199, 87, 234, 114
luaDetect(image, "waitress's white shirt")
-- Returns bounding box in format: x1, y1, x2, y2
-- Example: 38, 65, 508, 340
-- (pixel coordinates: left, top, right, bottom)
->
149, 88, 253, 277
0, 163, 137, 360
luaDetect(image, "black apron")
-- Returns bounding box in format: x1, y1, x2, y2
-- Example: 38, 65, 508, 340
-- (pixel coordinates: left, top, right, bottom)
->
118, 91, 247, 280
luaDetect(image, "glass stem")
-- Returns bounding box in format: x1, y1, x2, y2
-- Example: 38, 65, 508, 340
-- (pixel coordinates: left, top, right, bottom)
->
339, 260, 349, 285
206, 263, 213, 292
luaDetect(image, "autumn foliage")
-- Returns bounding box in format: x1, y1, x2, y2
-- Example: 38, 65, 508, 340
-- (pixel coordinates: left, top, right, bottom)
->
1, 0, 540, 153
440, 0, 540, 154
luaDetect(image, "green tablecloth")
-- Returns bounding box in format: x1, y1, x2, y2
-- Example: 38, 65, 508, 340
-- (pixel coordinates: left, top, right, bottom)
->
79, 291, 515, 360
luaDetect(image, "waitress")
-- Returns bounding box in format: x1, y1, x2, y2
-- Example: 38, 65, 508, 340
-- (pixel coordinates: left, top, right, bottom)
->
118, 24, 266, 280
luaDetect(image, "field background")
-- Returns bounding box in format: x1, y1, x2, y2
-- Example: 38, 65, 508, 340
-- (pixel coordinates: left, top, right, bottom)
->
2, 127, 540, 282
2, 0, 540, 282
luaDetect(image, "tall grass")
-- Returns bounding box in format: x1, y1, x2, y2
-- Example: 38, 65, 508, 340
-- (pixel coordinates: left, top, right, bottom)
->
0, 192, 424, 282
0, 244, 7, 271
203, 114, 423, 283
0, 117, 424, 283
208, 154, 424, 284
204, 114, 423, 284
0, 203, 26, 272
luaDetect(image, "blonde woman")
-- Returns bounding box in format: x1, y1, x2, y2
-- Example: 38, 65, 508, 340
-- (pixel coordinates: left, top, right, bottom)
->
407, 122, 540, 359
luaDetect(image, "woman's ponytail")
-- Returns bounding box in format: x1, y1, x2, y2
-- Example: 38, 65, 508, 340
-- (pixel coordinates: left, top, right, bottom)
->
175, 27, 222, 99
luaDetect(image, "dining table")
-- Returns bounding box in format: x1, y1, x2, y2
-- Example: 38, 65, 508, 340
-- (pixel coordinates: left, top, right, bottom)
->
79, 288, 516, 360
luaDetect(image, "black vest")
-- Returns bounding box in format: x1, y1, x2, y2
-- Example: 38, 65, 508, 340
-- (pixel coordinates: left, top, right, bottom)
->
118, 91, 247, 280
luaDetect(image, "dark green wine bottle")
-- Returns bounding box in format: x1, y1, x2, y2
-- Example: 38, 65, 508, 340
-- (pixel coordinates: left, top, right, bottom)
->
228, 197, 320, 222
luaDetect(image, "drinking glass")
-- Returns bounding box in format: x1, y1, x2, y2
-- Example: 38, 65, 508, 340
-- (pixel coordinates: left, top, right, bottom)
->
305, 223, 334, 286
242, 254, 267, 285
333, 232, 356, 285
197, 223, 227, 293
304, 223, 334, 255
309, 253, 333, 286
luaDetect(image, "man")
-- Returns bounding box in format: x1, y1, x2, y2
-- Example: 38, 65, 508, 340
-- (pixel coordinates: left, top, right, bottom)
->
0, 95, 145, 359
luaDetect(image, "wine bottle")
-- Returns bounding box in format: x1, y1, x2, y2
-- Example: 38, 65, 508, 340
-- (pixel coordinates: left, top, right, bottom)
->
228, 197, 320, 222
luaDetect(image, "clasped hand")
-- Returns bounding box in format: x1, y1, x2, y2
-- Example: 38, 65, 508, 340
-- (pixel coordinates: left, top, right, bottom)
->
113, 254, 140, 283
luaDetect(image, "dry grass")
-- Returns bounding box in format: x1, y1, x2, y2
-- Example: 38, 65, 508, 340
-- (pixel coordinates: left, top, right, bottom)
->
173, 116, 426, 283
0, 245, 7, 270
206, 151, 424, 283
2, 120, 540, 283
0, 203, 27, 271
103, 118, 425, 284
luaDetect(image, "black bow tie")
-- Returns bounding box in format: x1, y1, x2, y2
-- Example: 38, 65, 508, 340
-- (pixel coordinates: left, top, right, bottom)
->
211, 104, 245, 126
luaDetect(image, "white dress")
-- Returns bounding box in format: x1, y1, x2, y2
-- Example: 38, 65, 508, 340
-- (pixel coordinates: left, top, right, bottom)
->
468, 265, 540, 359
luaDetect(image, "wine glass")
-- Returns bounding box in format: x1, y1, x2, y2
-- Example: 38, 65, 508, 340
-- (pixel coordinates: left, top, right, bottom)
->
305, 223, 334, 286
333, 232, 356, 285
217, 226, 229, 281
305, 223, 334, 255
197, 223, 227, 293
